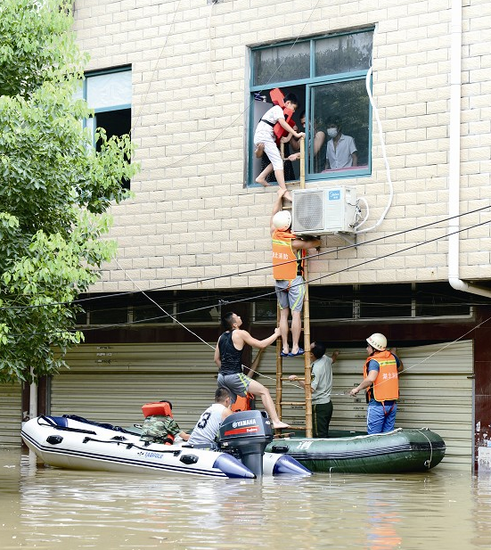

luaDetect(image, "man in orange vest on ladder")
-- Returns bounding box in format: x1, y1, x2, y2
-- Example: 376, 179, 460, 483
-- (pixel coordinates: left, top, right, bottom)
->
349, 333, 404, 434
271, 188, 321, 358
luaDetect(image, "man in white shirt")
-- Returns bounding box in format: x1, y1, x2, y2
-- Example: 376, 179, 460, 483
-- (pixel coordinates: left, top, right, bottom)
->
188, 388, 234, 447
324, 118, 358, 170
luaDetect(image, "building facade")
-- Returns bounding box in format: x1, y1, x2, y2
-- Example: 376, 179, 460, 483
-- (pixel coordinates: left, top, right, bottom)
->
4, 0, 491, 470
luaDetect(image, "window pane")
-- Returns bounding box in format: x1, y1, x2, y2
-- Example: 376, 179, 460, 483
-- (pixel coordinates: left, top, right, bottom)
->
87, 295, 129, 325
310, 79, 370, 172
86, 70, 132, 110
254, 299, 277, 322
132, 292, 174, 324
309, 286, 354, 320
253, 42, 310, 86
95, 109, 132, 190
359, 285, 412, 318
315, 31, 373, 76
415, 284, 471, 317
177, 292, 221, 323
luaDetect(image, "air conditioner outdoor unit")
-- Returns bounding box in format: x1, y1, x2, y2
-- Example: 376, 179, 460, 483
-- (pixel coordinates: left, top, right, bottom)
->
292, 187, 357, 235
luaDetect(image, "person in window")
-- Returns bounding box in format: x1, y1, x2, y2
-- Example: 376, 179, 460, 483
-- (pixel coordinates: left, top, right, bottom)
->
254, 93, 304, 201
324, 118, 358, 170
349, 333, 403, 434
271, 188, 321, 358
258, 139, 296, 185
288, 111, 326, 173
288, 342, 339, 437
188, 388, 234, 448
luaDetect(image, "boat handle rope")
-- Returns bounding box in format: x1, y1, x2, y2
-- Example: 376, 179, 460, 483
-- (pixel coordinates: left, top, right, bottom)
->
37, 416, 97, 436
81, 436, 182, 455
417, 428, 434, 468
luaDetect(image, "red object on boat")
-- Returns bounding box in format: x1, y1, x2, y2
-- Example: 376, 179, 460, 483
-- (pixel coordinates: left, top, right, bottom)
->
142, 401, 173, 418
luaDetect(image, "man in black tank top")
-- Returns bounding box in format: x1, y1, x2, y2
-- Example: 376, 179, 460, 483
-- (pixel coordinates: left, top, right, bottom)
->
215, 312, 290, 430
217, 330, 243, 375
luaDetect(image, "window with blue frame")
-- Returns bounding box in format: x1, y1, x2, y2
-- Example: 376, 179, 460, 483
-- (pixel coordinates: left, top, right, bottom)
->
249, 29, 373, 186
82, 67, 132, 189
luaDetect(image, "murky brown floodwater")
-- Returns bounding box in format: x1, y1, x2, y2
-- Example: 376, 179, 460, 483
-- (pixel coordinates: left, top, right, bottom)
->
1, 448, 490, 550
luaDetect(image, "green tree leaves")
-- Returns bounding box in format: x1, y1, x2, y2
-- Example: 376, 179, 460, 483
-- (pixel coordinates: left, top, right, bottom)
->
0, 0, 138, 383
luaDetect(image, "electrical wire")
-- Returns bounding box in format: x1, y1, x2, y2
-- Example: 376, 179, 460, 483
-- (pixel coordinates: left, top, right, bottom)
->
5, 214, 490, 337
157, 0, 325, 169
115, 259, 215, 350
129, 0, 183, 135
2, 203, 489, 312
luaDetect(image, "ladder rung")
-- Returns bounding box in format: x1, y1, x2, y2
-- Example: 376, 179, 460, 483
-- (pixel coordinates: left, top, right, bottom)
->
280, 401, 306, 406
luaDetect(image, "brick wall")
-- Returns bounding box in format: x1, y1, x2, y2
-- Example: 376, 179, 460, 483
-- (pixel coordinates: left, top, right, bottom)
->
73, 0, 491, 292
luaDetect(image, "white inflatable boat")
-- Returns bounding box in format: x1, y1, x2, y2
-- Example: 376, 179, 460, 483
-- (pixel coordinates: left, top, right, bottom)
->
21, 413, 311, 479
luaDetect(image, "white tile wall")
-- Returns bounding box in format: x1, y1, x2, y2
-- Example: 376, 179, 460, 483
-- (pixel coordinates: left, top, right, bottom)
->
73, 0, 491, 291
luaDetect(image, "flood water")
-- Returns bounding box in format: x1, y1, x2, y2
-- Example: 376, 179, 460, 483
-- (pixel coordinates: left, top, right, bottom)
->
1, 448, 490, 550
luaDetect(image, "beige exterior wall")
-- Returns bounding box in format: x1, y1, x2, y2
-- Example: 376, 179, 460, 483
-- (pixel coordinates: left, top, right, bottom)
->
73, 0, 491, 292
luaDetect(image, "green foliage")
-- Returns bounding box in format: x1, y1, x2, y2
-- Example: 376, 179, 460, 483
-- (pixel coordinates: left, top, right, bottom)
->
0, 0, 139, 383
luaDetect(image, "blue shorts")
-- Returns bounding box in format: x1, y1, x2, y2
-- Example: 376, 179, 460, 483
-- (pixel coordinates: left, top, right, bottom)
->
275, 276, 305, 312
366, 400, 397, 435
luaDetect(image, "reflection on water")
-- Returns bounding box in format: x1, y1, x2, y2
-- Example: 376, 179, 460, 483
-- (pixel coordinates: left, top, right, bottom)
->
0, 448, 490, 549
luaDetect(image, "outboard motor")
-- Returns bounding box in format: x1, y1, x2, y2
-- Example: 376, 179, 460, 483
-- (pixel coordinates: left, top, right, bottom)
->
218, 410, 273, 477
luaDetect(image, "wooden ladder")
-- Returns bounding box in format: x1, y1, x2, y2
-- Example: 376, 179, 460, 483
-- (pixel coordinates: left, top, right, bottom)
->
275, 137, 313, 437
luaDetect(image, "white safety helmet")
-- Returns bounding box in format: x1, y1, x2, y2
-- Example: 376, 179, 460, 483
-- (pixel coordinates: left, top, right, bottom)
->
366, 333, 387, 351
272, 210, 292, 230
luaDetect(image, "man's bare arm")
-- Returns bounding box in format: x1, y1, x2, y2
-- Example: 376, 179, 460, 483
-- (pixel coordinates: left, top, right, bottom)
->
238, 328, 280, 350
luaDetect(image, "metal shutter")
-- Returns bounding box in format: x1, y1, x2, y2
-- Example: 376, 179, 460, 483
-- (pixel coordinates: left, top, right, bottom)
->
52, 340, 473, 467
256, 341, 473, 468
0, 383, 22, 446
51, 343, 218, 433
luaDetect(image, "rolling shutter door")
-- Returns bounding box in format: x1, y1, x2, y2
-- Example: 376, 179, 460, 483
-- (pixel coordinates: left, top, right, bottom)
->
0, 383, 22, 446
51, 343, 217, 433
52, 340, 473, 467
255, 341, 473, 468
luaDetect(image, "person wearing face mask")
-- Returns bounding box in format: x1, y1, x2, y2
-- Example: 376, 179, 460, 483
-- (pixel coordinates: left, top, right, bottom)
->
288, 111, 326, 173
324, 118, 358, 170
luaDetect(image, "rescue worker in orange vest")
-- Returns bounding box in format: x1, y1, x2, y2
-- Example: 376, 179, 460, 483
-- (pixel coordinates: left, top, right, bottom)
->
349, 333, 404, 434
271, 188, 321, 357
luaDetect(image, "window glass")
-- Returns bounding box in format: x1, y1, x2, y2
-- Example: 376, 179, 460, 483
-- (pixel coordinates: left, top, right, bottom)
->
84, 295, 129, 325
249, 30, 373, 186
309, 286, 354, 320
253, 42, 310, 86
86, 70, 132, 110
310, 79, 370, 172
84, 68, 132, 189
359, 285, 412, 318
315, 32, 373, 76
94, 109, 132, 190
177, 292, 222, 323
254, 299, 277, 322
415, 284, 471, 317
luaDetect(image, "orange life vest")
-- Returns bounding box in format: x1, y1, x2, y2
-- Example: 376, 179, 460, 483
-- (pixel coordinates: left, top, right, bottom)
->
231, 394, 254, 412
363, 350, 399, 402
272, 229, 304, 281
142, 401, 173, 418
270, 87, 296, 145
